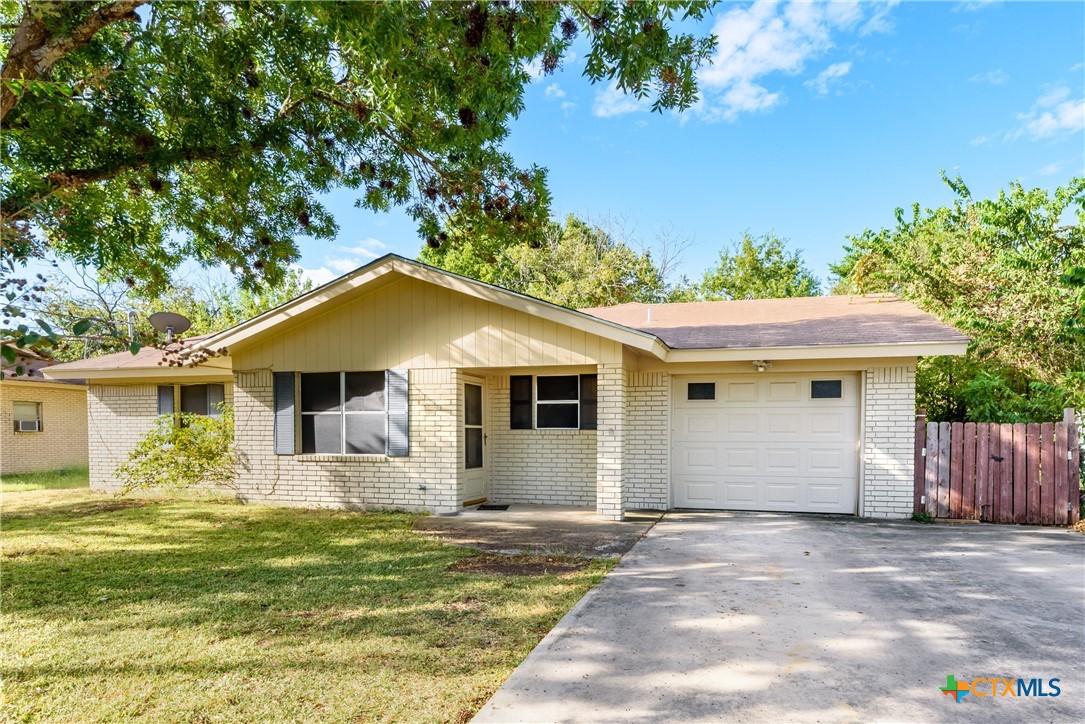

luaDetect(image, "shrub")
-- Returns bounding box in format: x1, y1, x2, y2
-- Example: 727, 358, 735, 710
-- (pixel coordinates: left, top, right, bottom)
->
117, 407, 236, 494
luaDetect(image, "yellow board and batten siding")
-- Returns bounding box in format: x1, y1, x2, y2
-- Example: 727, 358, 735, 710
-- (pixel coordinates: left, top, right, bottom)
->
231, 275, 623, 372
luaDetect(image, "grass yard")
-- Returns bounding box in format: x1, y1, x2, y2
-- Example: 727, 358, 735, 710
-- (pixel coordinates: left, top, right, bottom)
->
1, 488, 614, 722
0, 466, 89, 492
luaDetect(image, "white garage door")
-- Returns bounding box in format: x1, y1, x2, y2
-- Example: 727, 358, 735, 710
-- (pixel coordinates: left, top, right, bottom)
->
672, 374, 859, 514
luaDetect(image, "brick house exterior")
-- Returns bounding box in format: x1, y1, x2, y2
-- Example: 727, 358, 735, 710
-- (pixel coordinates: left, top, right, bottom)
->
1, 378, 88, 475
47, 255, 966, 520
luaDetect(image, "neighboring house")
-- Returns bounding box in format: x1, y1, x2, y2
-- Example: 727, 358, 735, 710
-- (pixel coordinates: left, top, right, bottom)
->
1, 350, 89, 475
45, 254, 968, 520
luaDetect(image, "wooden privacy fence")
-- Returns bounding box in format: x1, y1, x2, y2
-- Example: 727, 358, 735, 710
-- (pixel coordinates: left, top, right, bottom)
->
914, 408, 1081, 525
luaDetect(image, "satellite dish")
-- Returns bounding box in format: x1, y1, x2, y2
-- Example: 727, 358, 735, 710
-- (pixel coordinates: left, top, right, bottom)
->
148, 312, 191, 342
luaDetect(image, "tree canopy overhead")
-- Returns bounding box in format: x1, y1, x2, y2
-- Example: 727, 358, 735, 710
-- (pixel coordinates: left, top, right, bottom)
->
2, 0, 716, 298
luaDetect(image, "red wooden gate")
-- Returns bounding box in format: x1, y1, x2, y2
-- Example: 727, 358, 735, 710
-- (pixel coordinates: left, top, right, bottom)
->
914, 408, 1081, 525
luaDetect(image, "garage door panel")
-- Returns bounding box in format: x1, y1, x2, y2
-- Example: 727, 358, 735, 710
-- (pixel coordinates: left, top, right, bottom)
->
765, 413, 800, 435
724, 447, 758, 471
765, 448, 801, 471
684, 413, 718, 435
724, 382, 757, 401
767, 380, 800, 401
724, 413, 758, 435
672, 374, 859, 514
684, 447, 718, 470
765, 482, 800, 505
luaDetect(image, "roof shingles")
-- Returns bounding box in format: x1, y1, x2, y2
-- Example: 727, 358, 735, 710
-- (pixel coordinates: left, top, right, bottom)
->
579, 294, 967, 349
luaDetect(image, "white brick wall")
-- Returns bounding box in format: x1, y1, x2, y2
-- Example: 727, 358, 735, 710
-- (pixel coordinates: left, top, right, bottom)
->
596, 363, 626, 520
86, 383, 234, 490
1, 382, 88, 475
233, 369, 460, 514
625, 372, 669, 509
861, 365, 917, 518
487, 376, 597, 506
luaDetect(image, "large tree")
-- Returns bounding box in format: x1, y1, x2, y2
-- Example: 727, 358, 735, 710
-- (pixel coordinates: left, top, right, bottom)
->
831, 174, 1085, 421
697, 232, 821, 300
420, 214, 683, 308
1, 0, 714, 293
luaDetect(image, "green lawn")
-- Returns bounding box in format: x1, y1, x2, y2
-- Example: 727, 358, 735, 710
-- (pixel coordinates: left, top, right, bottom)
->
1, 488, 613, 722
1, 466, 89, 492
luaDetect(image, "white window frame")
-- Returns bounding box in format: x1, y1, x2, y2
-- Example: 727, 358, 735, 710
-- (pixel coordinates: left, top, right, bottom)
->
534, 375, 581, 430
12, 400, 42, 432
300, 372, 387, 455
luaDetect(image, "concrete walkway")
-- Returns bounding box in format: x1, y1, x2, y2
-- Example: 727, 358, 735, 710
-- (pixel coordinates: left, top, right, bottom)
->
414, 504, 662, 558
474, 512, 1085, 723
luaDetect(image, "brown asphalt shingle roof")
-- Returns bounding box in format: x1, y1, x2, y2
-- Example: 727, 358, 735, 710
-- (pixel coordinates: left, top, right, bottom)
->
43, 335, 213, 372
579, 294, 968, 349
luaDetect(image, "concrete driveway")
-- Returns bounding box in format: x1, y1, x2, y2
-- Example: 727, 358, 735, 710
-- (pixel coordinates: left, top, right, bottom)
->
475, 512, 1085, 723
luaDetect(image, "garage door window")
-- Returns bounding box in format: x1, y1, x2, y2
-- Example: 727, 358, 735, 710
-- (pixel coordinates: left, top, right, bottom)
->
811, 380, 843, 399
687, 382, 716, 400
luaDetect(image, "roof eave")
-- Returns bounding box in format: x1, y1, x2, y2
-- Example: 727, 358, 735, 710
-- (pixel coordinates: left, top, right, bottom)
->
662, 340, 969, 363
43, 366, 233, 382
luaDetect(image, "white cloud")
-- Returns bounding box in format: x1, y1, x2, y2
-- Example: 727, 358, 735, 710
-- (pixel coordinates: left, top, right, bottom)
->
326, 258, 362, 273
969, 69, 1008, 85
805, 61, 852, 96
954, 0, 1002, 12
338, 237, 387, 260
970, 134, 991, 146
560, 101, 577, 116
686, 1, 896, 123
1037, 162, 1062, 177
1007, 85, 1085, 141
592, 81, 651, 118
295, 265, 338, 287
544, 83, 566, 100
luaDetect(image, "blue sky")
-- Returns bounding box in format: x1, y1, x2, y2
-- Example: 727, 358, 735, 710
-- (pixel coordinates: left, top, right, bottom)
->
299, 0, 1085, 291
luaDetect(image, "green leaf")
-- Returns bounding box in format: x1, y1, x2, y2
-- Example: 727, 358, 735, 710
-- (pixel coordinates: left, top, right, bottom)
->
1, 345, 16, 363
129, 341, 142, 355
72, 319, 93, 336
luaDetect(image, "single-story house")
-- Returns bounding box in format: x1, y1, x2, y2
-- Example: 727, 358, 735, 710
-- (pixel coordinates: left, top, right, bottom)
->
45, 254, 968, 520
1, 350, 89, 475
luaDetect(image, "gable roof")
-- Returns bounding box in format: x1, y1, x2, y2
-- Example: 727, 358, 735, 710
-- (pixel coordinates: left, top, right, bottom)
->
189, 254, 668, 359
579, 295, 969, 350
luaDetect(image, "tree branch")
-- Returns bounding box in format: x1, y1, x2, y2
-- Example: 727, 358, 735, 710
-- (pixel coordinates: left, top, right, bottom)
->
1, 0, 148, 122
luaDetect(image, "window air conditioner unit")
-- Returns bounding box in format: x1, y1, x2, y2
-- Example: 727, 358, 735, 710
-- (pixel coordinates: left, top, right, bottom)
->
16, 419, 40, 432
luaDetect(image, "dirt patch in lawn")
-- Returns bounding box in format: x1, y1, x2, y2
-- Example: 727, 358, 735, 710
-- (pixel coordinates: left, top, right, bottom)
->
448, 554, 591, 577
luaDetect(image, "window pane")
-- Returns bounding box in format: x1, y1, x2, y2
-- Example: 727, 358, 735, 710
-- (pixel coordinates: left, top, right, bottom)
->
510, 375, 532, 403
465, 428, 483, 469
687, 382, 715, 400
511, 402, 532, 429
302, 414, 342, 454
537, 375, 579, 401
580, 401, 597, 430
811, 380, 843, 399
301, 373, 341, 412
345, 414, 385, 454
180, 385, 209, 415
13, 401, 39, 421
580, 375, 597, 403
510, 376, 532, 429
465, 384, 482, 426
157, 386, 174, 415
344, 372, 384, 411
537, 403, 578, 428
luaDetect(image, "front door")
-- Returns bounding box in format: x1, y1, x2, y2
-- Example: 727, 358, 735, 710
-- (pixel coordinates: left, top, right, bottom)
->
463, 381, 486, 503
